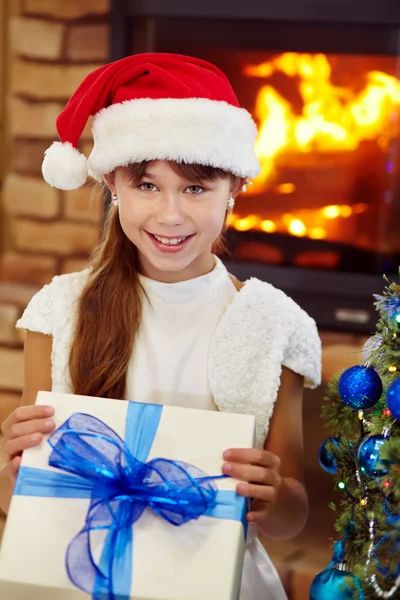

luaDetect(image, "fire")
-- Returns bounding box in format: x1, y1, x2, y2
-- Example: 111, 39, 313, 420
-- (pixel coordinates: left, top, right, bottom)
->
275, 183, 295, 194
322, 205, 341, 219
233, 215, 260, 231
288, 219, 307, 237
230, 203, 366, 241
309, 228, 327, 240
245, 53, 400, 192
260, 220, 277, 233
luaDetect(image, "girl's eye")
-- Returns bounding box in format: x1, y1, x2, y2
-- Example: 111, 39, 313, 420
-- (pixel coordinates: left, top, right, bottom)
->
139, 183, 158, 192
186, 185, 205, 195
137, 183, 205, 194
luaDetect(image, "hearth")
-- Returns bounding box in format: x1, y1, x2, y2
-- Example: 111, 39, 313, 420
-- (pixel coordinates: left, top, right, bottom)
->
110, 0, 400, 332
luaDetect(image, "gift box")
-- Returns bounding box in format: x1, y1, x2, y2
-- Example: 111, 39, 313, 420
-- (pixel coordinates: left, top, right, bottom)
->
0, 391, 255, 600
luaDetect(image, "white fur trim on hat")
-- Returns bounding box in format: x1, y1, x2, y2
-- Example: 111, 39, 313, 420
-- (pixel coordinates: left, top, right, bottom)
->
88, 98, 260, 180
42, 142, 88, 190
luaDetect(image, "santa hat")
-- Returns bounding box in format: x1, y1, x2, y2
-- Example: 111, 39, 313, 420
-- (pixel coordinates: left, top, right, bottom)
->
42, 53, 260, 190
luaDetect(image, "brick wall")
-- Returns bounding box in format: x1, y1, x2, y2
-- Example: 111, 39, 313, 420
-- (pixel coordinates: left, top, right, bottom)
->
0, 0, 110, 422
0, 6, 370, 594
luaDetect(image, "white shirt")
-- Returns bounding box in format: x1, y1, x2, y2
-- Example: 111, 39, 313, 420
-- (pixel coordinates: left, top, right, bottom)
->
126, 256, 236, 409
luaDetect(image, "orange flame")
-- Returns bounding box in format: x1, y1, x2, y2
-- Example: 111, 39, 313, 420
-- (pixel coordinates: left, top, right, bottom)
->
245, 53, 400, 192
230, 203, 367, 241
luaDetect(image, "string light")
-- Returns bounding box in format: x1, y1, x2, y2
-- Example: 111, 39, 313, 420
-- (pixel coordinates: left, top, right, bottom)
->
383, 408, 391, 417
388, 365, 397, 373
365, 516, 400, 598
338, 481, 346, 490
358, 410, 364, 421
360, 420, 400, 596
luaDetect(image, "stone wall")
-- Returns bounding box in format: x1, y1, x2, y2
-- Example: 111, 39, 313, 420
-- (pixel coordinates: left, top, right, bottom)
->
0, 0, 110, 422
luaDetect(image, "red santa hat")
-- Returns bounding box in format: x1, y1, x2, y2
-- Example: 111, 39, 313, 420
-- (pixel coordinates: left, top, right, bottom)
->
42, 53, 260, 190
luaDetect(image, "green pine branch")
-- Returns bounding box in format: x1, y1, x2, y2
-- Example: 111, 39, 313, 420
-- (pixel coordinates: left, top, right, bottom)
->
318, 272, 400, 598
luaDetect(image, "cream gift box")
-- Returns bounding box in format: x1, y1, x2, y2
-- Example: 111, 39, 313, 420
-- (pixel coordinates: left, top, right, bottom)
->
0, 391, 255, 600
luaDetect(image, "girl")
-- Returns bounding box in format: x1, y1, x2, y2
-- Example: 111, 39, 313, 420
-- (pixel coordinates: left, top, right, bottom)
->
0, 53, 321, 599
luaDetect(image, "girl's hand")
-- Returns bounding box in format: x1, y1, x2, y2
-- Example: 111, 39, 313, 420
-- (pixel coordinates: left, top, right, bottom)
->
1, 404, 56, 476
222, 448, 282, 524
0, 404, 56, 513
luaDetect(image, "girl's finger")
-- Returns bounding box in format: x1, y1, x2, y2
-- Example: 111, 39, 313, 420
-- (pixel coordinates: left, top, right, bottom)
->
3, 433, 44, 461
246, 508, 270, 524
222, 462, 268, 484
5, 418, 55, 442
6, 456, 22, 481
1, 405, 54, 435
236, 482, 278, 503
223, 449, 280, 470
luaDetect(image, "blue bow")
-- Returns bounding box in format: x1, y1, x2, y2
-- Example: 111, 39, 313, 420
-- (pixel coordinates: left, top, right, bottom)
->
15, 402, 247, 599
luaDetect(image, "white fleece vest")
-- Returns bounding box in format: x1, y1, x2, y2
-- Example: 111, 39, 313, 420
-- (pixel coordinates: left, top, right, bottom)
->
17, 270, 321, 448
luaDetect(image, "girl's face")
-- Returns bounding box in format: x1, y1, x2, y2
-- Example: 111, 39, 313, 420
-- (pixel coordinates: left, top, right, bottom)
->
110, 161, 235, 283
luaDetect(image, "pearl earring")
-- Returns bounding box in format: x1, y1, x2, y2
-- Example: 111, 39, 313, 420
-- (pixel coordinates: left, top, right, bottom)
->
111, 193, 118, 206
242, 179, 252, 193
227, 197, 235, 209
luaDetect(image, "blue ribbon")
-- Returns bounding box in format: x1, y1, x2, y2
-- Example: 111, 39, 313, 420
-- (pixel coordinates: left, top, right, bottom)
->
15, 402, 247, 599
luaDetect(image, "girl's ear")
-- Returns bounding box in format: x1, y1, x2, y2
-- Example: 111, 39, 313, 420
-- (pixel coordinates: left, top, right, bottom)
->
104, 172, 116, 194
231, 177, 247, 198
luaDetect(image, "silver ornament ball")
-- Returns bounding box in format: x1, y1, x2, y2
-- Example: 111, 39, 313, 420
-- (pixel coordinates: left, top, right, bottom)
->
362, 335, 384, 363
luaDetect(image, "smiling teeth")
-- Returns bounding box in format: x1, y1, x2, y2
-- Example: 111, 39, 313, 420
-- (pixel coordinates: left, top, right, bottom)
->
153, 234, 188, 245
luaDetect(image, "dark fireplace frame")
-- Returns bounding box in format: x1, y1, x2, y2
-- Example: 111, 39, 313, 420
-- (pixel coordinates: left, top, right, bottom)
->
110, 0, 400, 333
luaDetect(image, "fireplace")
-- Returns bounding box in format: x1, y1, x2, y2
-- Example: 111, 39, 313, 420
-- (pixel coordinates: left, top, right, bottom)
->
110, 0, 400, 332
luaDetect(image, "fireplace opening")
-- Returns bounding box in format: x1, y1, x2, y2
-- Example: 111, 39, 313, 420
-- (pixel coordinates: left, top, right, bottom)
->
214, 50, 400, 275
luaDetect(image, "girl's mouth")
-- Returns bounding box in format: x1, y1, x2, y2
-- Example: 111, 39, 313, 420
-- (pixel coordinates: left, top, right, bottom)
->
145, 231, 196, 253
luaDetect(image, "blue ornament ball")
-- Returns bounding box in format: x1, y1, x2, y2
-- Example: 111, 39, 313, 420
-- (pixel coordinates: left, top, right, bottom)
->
387, 378, 400, 420
338, 365, 382, 410
318, 438, 340, 474
357, 435, 390, 477
310, 568, 355, 600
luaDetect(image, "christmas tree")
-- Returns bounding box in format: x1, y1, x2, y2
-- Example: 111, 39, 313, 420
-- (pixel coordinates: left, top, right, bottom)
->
310, 276, 400, 600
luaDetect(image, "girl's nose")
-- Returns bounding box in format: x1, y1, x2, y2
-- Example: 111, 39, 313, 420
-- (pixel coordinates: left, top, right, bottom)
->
156, 195, 184, 225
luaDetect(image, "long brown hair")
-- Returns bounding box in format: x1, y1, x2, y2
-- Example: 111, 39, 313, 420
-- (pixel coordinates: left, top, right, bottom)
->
69, 161, 239, 399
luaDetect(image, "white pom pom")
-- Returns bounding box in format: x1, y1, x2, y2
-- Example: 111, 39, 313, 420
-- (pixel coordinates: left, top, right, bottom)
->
42, 141, 88, 190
